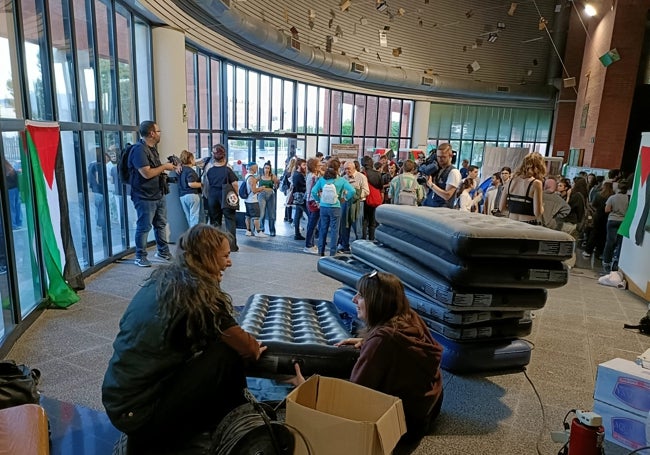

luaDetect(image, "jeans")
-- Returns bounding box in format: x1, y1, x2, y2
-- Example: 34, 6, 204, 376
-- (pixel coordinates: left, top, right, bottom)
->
93, 192, 106, 228
305, 209, 320, 248
133, 198, 170, 260
354, 201, 364, 240
318, 206, 341, 256
294, 203, 306, 236
207, 196, 238, 250
258, 190, 276, 235
180, 193, 201, 228
8, 187, 21, 228
602, 219, 623, 265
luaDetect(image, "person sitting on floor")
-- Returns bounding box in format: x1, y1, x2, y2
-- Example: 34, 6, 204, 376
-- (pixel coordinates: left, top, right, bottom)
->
102, 224, 265, 454
292, 271, 444, 446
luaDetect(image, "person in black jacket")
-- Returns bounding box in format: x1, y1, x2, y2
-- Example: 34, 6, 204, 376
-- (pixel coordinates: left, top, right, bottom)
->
102, 225, 265, 454
292, 159, 307, 240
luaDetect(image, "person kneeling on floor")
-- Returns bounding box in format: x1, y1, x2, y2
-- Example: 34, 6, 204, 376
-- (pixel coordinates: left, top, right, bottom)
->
102, 224, 265, 454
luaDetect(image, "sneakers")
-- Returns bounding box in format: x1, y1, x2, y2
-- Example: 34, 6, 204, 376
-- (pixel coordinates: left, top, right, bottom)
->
0, 265, 7, 275
581, 251, 592, 258
303, 246, 318, 254
256, 231, 268, 238
337, 248, 351, 254
135, 257, 152, 267
154, 252, 173, 261
294, 234, 306, 241
245, 231, 253, 237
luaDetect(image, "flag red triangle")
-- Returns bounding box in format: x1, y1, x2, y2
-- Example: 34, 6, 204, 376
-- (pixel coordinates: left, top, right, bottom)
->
641, 146, 650, 186
26, 124, 60, 189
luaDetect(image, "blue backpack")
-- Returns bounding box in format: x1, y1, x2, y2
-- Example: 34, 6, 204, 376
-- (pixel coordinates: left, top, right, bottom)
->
239, 176, 251, 199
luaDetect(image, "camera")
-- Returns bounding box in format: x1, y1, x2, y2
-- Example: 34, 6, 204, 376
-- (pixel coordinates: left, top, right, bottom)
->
168, 155, 181, 167
417, 151, 439, 185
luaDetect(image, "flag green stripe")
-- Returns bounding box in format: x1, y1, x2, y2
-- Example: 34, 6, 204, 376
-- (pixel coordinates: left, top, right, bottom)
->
619, 158, 641, 238
26, 131, 79, 307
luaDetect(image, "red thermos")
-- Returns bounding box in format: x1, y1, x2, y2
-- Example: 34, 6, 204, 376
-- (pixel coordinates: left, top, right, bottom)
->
568, 417, 604, 455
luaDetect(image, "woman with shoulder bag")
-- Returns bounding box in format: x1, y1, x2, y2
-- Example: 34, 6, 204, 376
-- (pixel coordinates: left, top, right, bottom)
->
303, 158, 322, 254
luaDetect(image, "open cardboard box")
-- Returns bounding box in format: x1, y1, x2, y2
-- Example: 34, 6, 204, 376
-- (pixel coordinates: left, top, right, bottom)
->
286, 375, 406, 455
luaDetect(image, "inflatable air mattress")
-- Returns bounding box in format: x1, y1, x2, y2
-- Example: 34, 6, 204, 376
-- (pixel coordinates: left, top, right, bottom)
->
433, 333, 533, 373
238, 294, 359, 378
333, 286, 530, 341
374, 226, 568, 288
318, 255, 547, 311
333, 285, 526, 327
375, 205, 575, 260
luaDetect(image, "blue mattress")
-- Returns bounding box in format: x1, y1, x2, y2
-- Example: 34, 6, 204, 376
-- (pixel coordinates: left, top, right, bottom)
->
434, 333, 532, 373
375, 205, 575, 260
319, 255, 547, 311
237, 294, 359, 378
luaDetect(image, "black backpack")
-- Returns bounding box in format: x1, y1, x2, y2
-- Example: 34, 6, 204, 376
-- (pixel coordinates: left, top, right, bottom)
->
118, 143, 134, 183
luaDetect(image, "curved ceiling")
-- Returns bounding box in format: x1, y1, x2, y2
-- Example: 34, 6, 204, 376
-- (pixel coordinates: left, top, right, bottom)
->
138, 0, 566, 104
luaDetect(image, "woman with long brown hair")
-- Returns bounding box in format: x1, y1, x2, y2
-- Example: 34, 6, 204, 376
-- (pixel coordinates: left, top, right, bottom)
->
103, 225, 264, 453
499, 152, 545, 224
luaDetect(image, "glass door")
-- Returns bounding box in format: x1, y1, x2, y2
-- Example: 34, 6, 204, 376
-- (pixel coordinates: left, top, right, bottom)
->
226, 136, 279, 178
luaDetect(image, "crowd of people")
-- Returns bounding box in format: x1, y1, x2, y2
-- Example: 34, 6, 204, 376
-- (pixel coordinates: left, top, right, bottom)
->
103, 120, 634, 454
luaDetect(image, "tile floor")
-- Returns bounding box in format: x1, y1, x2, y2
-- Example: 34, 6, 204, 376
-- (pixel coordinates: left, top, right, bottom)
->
6, 220, 650, 455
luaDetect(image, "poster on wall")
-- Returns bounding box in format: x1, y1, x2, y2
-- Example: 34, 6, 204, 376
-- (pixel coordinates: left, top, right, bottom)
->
331, 144, 359, 161
619, 133, 650, 300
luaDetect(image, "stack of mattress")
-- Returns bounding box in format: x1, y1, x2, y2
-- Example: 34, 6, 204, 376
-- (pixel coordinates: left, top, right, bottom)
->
318, 205, 575, 373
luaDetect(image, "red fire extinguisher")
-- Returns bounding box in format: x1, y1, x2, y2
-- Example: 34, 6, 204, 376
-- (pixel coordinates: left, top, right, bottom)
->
567, 412, 604, 455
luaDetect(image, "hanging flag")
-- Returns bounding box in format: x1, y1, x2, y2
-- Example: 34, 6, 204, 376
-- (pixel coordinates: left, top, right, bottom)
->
619, 145, 650, 245
25, 121, 80, 308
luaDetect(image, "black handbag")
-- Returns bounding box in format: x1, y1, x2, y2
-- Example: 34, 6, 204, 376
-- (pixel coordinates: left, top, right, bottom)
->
0, 360, 41, 410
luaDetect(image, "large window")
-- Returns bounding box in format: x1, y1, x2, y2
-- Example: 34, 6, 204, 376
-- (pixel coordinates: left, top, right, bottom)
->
187, 53, 414, 161
0, 0, 152, 343
428, 103, 553, 168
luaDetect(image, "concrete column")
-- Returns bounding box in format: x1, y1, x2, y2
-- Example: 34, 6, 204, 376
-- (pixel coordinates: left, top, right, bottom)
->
151, 26, 189, 240
411, 100, 431, 148
152, 26, 189, 160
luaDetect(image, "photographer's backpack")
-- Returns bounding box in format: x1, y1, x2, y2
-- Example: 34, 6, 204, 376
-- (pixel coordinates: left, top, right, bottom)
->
118, 143, 134, 183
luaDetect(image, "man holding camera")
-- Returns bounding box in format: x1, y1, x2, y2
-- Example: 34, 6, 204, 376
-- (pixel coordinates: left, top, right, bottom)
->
423, 143, 462, 208
129, 121, 178, 267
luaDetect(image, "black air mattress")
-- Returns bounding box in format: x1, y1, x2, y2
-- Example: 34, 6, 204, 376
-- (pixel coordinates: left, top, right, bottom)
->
434, 334, 532, 373
333, 286, 531, 341
238, 294, 359, 378
374, 226, 568, 288
333, 286, 526, 327
352, 239, 567, 289
319, 254, 547, 311
375, 205, 575, 260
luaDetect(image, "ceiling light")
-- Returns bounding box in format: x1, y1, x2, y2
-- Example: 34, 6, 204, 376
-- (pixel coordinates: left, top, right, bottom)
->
376, 1, 388, 12
584, 3, 597, 16
488, 33, 498, 43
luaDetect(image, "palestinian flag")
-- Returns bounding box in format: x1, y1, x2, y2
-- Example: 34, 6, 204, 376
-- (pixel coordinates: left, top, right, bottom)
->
25, 121, 81, 308
619, 145, 650, 246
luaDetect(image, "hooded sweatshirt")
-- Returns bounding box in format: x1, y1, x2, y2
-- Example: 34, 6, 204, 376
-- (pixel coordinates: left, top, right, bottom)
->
350, 309, 443, 437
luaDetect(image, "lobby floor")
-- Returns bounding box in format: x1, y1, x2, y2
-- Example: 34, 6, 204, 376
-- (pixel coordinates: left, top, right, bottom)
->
7, 220, 650, 455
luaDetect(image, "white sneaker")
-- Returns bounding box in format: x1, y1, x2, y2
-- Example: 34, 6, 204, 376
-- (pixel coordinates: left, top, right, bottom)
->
581, 251, 591, 258
245, 231, 253, 237
303, 246, 318, 254
256, 231, 268, 238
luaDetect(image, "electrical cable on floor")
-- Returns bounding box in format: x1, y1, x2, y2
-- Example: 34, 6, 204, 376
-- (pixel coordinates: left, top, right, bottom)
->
523, 367, 547, 455
625, 447, 650, 455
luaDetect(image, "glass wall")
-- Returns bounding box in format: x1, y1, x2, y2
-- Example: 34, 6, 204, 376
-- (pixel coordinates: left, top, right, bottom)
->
186, 52, 414, 172
428, 103, 553, 169
0, 0, 152, 343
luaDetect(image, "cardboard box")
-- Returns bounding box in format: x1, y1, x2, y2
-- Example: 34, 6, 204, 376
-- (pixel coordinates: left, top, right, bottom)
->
593, 400, 649, 451
286, 375, 406, 455
594, 358, 650, 416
